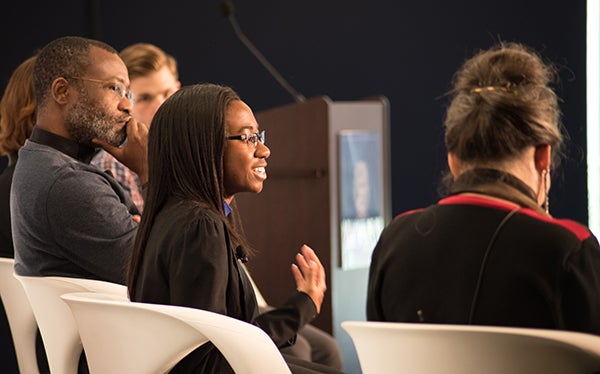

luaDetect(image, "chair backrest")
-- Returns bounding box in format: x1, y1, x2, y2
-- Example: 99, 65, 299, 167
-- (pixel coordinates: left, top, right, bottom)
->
341, 321, 600, 374
15, 274, 127, 374
61, 292, 292, 374
0, 258, 39, 374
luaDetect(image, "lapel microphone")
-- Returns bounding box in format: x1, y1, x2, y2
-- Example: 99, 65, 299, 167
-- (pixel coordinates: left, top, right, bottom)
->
235, 245, 249, 263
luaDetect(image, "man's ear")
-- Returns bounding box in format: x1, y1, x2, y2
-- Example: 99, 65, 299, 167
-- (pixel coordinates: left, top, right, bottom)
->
448, 152, 461, 179
51, 77, 71, 105
534, 144, 551, 172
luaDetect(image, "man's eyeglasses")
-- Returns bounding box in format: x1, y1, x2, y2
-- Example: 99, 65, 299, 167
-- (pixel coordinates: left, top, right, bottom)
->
68, 77, 135, 104
227, 130, 266, 147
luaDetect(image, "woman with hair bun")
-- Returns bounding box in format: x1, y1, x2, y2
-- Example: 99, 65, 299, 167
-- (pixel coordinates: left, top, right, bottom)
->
367, 43, 600, 334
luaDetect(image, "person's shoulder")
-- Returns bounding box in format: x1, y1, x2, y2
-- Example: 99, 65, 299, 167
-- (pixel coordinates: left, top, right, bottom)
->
162, 199, 224, 227
380, 204, 439, 239
46, 161, 125, 201
57, 159, 111, 180
518, 209, 594, 242
16, 140, 69, 167
15, 146, 94, 188
392, 207, 427, 222
157, 200, 228, 246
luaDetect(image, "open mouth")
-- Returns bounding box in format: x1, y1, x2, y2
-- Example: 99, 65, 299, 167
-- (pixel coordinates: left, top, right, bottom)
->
253, 166, 267, 179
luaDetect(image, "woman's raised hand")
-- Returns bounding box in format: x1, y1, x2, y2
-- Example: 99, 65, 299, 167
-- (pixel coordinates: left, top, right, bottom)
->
291, 244, 327, 314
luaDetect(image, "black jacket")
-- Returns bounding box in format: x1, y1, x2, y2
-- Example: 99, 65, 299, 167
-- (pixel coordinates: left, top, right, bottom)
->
132, 197, 317, 373
367, 194, 600, 334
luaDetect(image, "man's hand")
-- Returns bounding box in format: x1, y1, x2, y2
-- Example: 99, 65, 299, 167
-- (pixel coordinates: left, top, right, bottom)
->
93, 118, 149, 184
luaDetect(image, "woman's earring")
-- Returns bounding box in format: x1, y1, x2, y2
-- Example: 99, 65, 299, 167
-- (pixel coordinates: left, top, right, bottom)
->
542, 169, 549, 215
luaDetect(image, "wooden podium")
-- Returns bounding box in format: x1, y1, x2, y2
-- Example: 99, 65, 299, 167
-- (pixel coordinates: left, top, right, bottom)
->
235, 96, 391, 334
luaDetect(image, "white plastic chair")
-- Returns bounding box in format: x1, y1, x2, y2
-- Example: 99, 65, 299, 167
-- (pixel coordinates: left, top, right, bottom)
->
0, 258, 40, 374
15, 274, 127, 374
341, 321, 600, 374
61, 291, 292, 374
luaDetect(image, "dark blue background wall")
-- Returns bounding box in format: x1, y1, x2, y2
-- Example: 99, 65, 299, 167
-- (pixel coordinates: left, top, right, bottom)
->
1, 0, 588, 223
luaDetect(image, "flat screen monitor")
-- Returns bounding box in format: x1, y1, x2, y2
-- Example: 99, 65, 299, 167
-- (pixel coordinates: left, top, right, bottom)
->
338, 130, 385, 270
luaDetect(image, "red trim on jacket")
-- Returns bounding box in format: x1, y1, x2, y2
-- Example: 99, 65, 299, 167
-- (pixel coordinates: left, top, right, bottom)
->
427, 194, 593, 241
392, 208, 425, 221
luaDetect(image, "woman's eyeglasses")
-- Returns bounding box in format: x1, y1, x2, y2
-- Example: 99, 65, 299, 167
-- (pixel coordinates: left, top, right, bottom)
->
226, 130, 266, 147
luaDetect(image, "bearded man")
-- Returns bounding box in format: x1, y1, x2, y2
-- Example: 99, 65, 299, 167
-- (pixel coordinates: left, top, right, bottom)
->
11, 36, 148, 284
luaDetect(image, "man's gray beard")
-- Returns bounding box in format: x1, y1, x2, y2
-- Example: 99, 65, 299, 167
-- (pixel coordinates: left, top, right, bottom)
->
66, 96, 127, 147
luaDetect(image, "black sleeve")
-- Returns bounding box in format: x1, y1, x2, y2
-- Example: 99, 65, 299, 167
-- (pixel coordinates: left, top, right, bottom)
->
168, 212, 231, 315
561, 235, 600, 334
166, 212, 235, 374
253, 291, 317, 348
